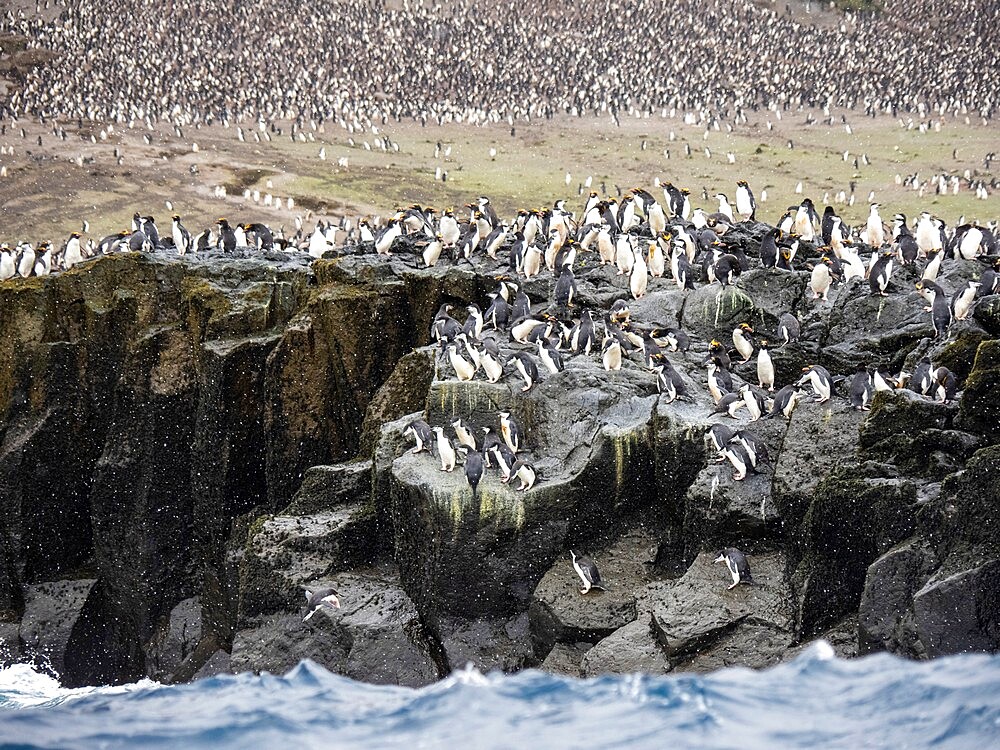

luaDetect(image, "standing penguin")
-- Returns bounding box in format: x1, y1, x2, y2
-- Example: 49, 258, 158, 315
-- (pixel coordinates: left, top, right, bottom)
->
849, 365, 874, 411
869, 251, 895, 297
732, 323, 755, 363
553, 264, 578, 307
404, 419, 434, 454
511, 459, 537, 491
915, 280, 952, 338
952, 281, 979, 321
171, 215, 192, 255
63, 232, 84, 269
512, 352, 539, 392
757, 340, 775, 391
866, 203, 886, 248
499, 411, 523, 453
465, 452, 484, 497
570, 550, 606, 595
797, 365, 833, 403
714, 548, 753, 590
433, 426, 458, 472
602, 336, 623, 371
722, 441, 752, 481
766, 385, 805, 419
810, 256, 834, 301
536, 338, 565, 374
759, 227, 780, 268
629, 247, 648, 299
447, 343, 477, 381
776, 313, 800, 345
217, 218, 237, 253
735, 180, 756, 221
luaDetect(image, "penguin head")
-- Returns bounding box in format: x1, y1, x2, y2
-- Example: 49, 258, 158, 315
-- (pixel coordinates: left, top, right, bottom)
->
738, 323, 754, 334
713, 550, 728, 564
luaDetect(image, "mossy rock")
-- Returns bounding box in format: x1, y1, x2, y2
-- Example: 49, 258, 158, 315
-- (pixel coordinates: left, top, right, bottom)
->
957, 339, 1000, 444
794, 470, 917, 636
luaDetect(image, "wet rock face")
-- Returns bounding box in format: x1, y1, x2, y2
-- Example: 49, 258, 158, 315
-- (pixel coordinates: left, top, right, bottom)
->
0, 241, 997, 687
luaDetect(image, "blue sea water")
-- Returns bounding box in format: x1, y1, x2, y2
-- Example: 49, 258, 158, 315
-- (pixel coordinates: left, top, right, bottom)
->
0, 643, 998, 749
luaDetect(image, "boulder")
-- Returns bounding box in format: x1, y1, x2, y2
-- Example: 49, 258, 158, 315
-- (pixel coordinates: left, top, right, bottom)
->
231, 568, 439, 687
539, 642, 590, 677
857, 540, 937, 657
529, 531, 655, 658
641, 551, 793, 667
580, 614, 672, 676
957, 339, 1000, 444
237, 502, 377, 623
283, 461, 372, 515
437, 613, 533, 673
913, 557, 1000, 656
792, 471, 918, 636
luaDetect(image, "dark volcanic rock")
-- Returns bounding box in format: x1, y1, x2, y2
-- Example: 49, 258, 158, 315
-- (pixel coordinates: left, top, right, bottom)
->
19, 579, 96, 679
913, 558, 1000, 656
858, 540, 937, 657
231, 568, 439, 687
580, 614, 672, 676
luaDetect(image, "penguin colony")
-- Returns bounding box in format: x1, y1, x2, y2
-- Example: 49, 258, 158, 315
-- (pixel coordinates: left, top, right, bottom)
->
354, 187, 997, 593
1, 0, 998, 131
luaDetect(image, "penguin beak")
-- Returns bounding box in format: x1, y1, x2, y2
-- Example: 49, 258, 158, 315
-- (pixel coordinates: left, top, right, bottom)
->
713, 554, 725, 564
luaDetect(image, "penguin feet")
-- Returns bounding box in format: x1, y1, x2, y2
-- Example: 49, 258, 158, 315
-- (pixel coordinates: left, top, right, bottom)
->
727, 582, 739, 590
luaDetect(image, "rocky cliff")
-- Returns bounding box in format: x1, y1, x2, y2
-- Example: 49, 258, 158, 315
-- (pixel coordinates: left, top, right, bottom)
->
0, 243, 997, 686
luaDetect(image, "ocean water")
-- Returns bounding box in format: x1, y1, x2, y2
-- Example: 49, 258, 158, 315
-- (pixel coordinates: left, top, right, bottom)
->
1, 643, 998, 749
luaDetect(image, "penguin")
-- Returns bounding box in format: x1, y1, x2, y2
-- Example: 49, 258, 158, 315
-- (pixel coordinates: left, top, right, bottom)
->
708, 424, 737, 459
243, 223, 274, 251
708, 340, 732, 371
602, 336, 622, 371
0, 245, 15, 280
707, 361, 732, 404
609, 299, 630, 325
512, 351, 539, 392
734, 430, 770, 469
739, 384, 768, 421
869, 251, 894, 297
499, 411, 523, 453
651, 356, 688, 403
932, 366, 957, 403
711, 253, 742, 287
978, 258, 1000, 297
570, 310, 598, 355
522, 243, 543, 279
866, 203, 886, 248
217, 218, 237, 253
722, 442, 752, 481
756, 340, 775, 391
404, 419, 434, 454
302, 587, 341, 622
952, 281, 979, 321
570, 550, 606, 595
733, 323, 755, 363
63, 232, 83, 269
915, 280, 952, 338
512, 288, 532, 320
480, 426, 502, 467
479, 343, 505, 384
922, 249, 943, 282
553, 264, 577, 308
714, 193, 735, 224
714, 548, 753, 589
16, 242, 35, 277
646, 240, 666, 278
447, 343, 477, 381
663, 327, 691, 353
797, 365, 833, 403
484, 291, 512, 331
489, 443, 517, 483
463, 305, 485, 340
536, 338, 565, 374
759, 227, 780, 268
777, 313, 800, 346
33, 242, 52, 277
849, 365, 874, 411
483, 225, 506, 259
511, 459, 537, 491
810, 256, 834, 301
433, 426, 458, 472
465, 452, 484, 497
735, 180, 756, 221
423, 235, 444, 267
909, 357, 933, 396
629, 248, 648, 299
439, 208, 460, 247
714, 392, 745, 418
766, 385, 804, 419
452, 418, 479, 452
